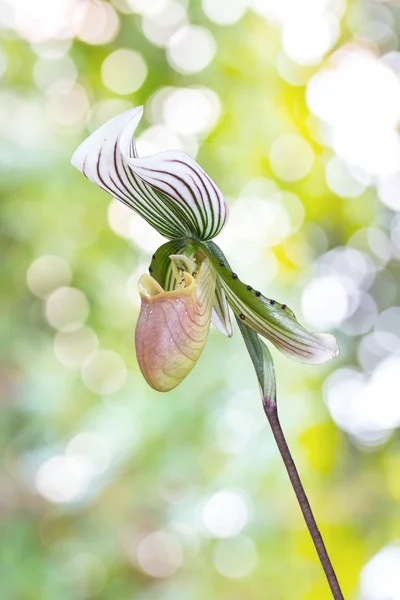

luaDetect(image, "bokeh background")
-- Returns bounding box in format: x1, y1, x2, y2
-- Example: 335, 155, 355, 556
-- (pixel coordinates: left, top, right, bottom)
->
2, 0, 400, 598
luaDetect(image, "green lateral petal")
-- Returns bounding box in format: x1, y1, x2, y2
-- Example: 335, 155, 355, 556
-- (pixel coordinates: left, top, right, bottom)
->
236, 317, 276, 406
202, 241, 339, 365
149, 240, 186, 292
212, 280, 233, 337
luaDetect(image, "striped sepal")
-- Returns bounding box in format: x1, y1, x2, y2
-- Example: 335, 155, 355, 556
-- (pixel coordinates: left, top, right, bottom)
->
212, 279, 232, 337
71, 107, 228, 241
204, 242, 339, 365
121, 149, 228, 241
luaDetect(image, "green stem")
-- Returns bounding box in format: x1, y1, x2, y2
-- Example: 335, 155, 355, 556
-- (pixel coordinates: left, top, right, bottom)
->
263, 400, 345, 600
202, 239, 343, 595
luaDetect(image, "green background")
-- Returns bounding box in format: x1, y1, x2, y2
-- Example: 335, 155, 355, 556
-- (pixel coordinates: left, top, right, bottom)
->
1, 1, 400, 598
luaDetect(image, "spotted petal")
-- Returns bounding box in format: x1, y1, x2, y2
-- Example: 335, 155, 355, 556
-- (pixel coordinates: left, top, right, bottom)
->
135, 256, 216, 392
71, 107, 228, 241
203, 242, 339, 365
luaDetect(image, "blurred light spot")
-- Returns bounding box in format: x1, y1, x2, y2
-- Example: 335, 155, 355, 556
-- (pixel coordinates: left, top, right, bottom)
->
357, 332, 400, 373
101, 49, 147, 95
375, 307, 400, 338
281, 191, 305, 233
251, 0, 346, 24
4, 0, 78, 43
378, 171, 400, 211
326, 156, 367, 198
54, 326, 98, 369
162, 87, 221, 136
81, 349, 127, 395
325, 357, 400, 444
202, 490, 250, 538
127, 0, 168, 16
316, 246, 374, 292
87, 98, 133, 132
94, 402, 142, 458
202, 0, 248, 25
216, 200, 278, 285
73, 0, 119, 45
283, 12, 339, 66
391, 214, 400, 259
136, 125, 198, 158
213, 535, 258, 579
346, 1, 394, 34
277, 52, 312, 86
167, 25, 216, 74
108, 198, 134, 239
269, 134, 314, 181
36, 455, 92, 503
31, 39, 73, 60
142, 0, 188, 47
170, 522, 201, 558
217, 183, 292, 284
27, 255, 72, 298
110, 0, 135, 13
360, 545, 400, 600
355, 21, 397, 51
307, 48, 400, 177
66, 431, 111, 475
382, 51, 400, 77
284, 235, 313, 268
216, 408, 261, 454
64, 553, 107, 598
240, 176, 279, 198
33, 55, 77, 91
227, 194, 291, 248
0, 92, 48, 165
136, 531, 183, 578
349, 228, 391, 271
340, 295, 378, 336
302, 276, 350, 328
369, 271, 397, 311
128, 204, 170, 250
46, 82, 89, 128
148, 86, 173, 123
46, 287, 89, 331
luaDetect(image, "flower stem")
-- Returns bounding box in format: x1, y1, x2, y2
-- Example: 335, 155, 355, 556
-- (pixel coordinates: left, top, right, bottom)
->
263, 400, 344, 600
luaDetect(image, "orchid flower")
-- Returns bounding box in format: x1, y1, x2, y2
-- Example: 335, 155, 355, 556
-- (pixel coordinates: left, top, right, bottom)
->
71, 106, 339, 394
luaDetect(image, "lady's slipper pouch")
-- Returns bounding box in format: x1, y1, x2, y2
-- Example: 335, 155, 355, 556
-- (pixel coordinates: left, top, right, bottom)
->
71, 106, 338, 392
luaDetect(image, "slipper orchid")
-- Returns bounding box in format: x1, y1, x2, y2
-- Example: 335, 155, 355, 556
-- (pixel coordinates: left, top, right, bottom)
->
71, 106, 339, 394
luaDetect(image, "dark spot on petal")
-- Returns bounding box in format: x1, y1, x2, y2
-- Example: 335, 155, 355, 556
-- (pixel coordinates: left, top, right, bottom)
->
219, 260, 225, 267
270, 299, 275, 305
239, 313, 245, 320
255, 291, 261, 297
281, 304, 287, 310
152, 254, 156, 260
232, 273, 238, 279
149, 267, 153, 273
247, 285, 252, 291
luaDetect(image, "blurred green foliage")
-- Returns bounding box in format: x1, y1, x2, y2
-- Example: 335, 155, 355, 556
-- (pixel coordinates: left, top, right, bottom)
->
2, 1, 400, 599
